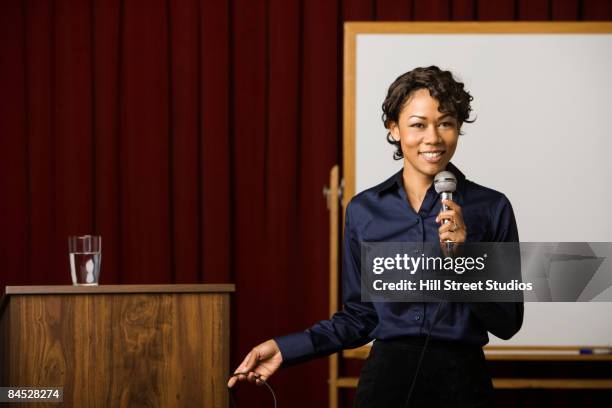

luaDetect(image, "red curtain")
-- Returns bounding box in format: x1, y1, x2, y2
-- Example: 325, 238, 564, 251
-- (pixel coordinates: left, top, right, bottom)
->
1, 1, 610, 407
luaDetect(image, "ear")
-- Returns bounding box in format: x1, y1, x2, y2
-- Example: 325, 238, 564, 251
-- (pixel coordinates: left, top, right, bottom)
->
389, 122, 400, 142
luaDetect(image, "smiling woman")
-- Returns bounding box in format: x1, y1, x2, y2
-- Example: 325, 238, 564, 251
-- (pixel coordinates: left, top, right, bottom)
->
228, 66, 523, 408
383, 66, 474, 215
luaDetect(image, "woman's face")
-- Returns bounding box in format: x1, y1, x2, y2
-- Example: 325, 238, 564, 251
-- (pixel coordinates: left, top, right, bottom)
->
389, 88, 459, 179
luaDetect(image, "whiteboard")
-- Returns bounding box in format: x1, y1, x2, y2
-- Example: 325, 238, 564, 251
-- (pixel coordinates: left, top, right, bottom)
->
345, 23, 612, 346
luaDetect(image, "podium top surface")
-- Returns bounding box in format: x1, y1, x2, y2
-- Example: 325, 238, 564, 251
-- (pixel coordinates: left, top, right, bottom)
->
4, 284, 235, 295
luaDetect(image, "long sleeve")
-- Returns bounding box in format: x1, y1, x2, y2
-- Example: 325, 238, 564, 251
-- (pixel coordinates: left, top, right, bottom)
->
468, 194, 524, 340
274, 202, 379, 367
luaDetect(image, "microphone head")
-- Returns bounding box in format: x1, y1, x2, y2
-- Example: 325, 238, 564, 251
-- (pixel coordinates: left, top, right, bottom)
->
434, 171, 457, 194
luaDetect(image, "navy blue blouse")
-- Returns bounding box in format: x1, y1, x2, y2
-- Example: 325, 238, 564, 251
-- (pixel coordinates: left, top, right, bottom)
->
275, 162, 524, 366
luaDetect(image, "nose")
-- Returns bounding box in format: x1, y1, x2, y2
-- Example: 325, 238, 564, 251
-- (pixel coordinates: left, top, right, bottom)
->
423, 124, 443, 145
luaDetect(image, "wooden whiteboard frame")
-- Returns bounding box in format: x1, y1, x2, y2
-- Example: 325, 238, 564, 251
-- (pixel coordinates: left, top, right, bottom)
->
342, 21, 612, 209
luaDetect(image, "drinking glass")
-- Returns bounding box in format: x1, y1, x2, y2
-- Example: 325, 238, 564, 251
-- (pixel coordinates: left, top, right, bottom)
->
68, 235, 102, 286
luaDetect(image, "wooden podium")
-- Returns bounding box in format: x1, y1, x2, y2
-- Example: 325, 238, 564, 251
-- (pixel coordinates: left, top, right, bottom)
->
0, 284, 234, 407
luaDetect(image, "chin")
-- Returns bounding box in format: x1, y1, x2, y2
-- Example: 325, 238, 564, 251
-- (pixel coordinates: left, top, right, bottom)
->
405, 155, 451, 177
417, 161, 449, 176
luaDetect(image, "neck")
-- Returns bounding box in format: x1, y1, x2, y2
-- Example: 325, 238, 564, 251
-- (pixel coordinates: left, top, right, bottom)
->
402, 166, 433, 197
402, 164, 434, 212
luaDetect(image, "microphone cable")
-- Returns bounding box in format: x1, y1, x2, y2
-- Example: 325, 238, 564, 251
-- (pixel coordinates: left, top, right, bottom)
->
228, 372, 278, 408
227, 302, 442, 408
402, 300, 444, 408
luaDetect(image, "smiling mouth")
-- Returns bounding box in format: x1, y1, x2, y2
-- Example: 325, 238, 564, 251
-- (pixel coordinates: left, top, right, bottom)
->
419, 150, 445, 163
420, 151, 444, 158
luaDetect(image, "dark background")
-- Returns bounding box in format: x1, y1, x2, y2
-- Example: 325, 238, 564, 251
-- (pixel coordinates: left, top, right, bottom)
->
1, 1, 611, 407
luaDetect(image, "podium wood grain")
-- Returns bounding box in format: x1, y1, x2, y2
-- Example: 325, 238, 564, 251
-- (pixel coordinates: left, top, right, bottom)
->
1, 285, 233, 407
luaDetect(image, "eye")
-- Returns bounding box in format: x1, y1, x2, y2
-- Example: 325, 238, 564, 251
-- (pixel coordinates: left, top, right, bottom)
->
438, 121, 455, 128
410, 123, 425, 129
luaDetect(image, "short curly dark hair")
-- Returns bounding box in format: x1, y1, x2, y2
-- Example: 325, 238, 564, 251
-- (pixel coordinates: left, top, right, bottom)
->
382, 66, 475, 160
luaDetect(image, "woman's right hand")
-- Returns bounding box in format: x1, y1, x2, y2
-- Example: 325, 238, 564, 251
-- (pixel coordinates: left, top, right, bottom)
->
227, 339, 283, 388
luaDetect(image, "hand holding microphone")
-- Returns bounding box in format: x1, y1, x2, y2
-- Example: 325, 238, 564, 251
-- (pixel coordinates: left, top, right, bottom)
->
434, 171, 467, 244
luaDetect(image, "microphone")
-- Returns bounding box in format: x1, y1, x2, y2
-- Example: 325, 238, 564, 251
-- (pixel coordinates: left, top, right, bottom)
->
434, 171, 457, 215
434, 171, 457, 250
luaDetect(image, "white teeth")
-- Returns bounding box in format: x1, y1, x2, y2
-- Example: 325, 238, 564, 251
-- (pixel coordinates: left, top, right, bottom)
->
421, 152, 442, 158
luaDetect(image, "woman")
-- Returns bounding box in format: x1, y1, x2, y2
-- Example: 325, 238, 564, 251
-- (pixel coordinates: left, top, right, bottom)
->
228, 66, 523, 407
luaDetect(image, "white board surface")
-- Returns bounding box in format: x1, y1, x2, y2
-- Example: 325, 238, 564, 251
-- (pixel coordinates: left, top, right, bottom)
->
353, 32, 612, 346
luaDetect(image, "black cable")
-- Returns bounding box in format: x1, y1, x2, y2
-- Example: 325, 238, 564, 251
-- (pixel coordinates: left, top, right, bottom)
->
228, 372, 278, 408
402, 300, 444, 408
227, 304, 442, 408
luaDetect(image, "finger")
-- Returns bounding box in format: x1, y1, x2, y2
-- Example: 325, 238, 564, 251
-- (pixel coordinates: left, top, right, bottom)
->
440, 230, 466, 243
228, 370, 247, 387
255, 371, 269, 386
442, 199, 462, 213
243, 350, 259, 372
227, 376, 237, 388
235, 352, 252, 374
443, 219, 464, 231
439, 230, 459, 242
438, 222, 454, 234
435, 210, 456, 223
247, 372, 259, 382
233, 351, 256, 382
436, 211, 466, 231
436, 214, 458, 226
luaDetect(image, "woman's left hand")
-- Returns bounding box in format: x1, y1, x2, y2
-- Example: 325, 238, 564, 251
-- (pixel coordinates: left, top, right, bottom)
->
435, 199, 467, 243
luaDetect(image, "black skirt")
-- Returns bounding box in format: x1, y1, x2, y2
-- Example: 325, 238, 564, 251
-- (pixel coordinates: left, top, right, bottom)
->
353, 337, 495, 408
